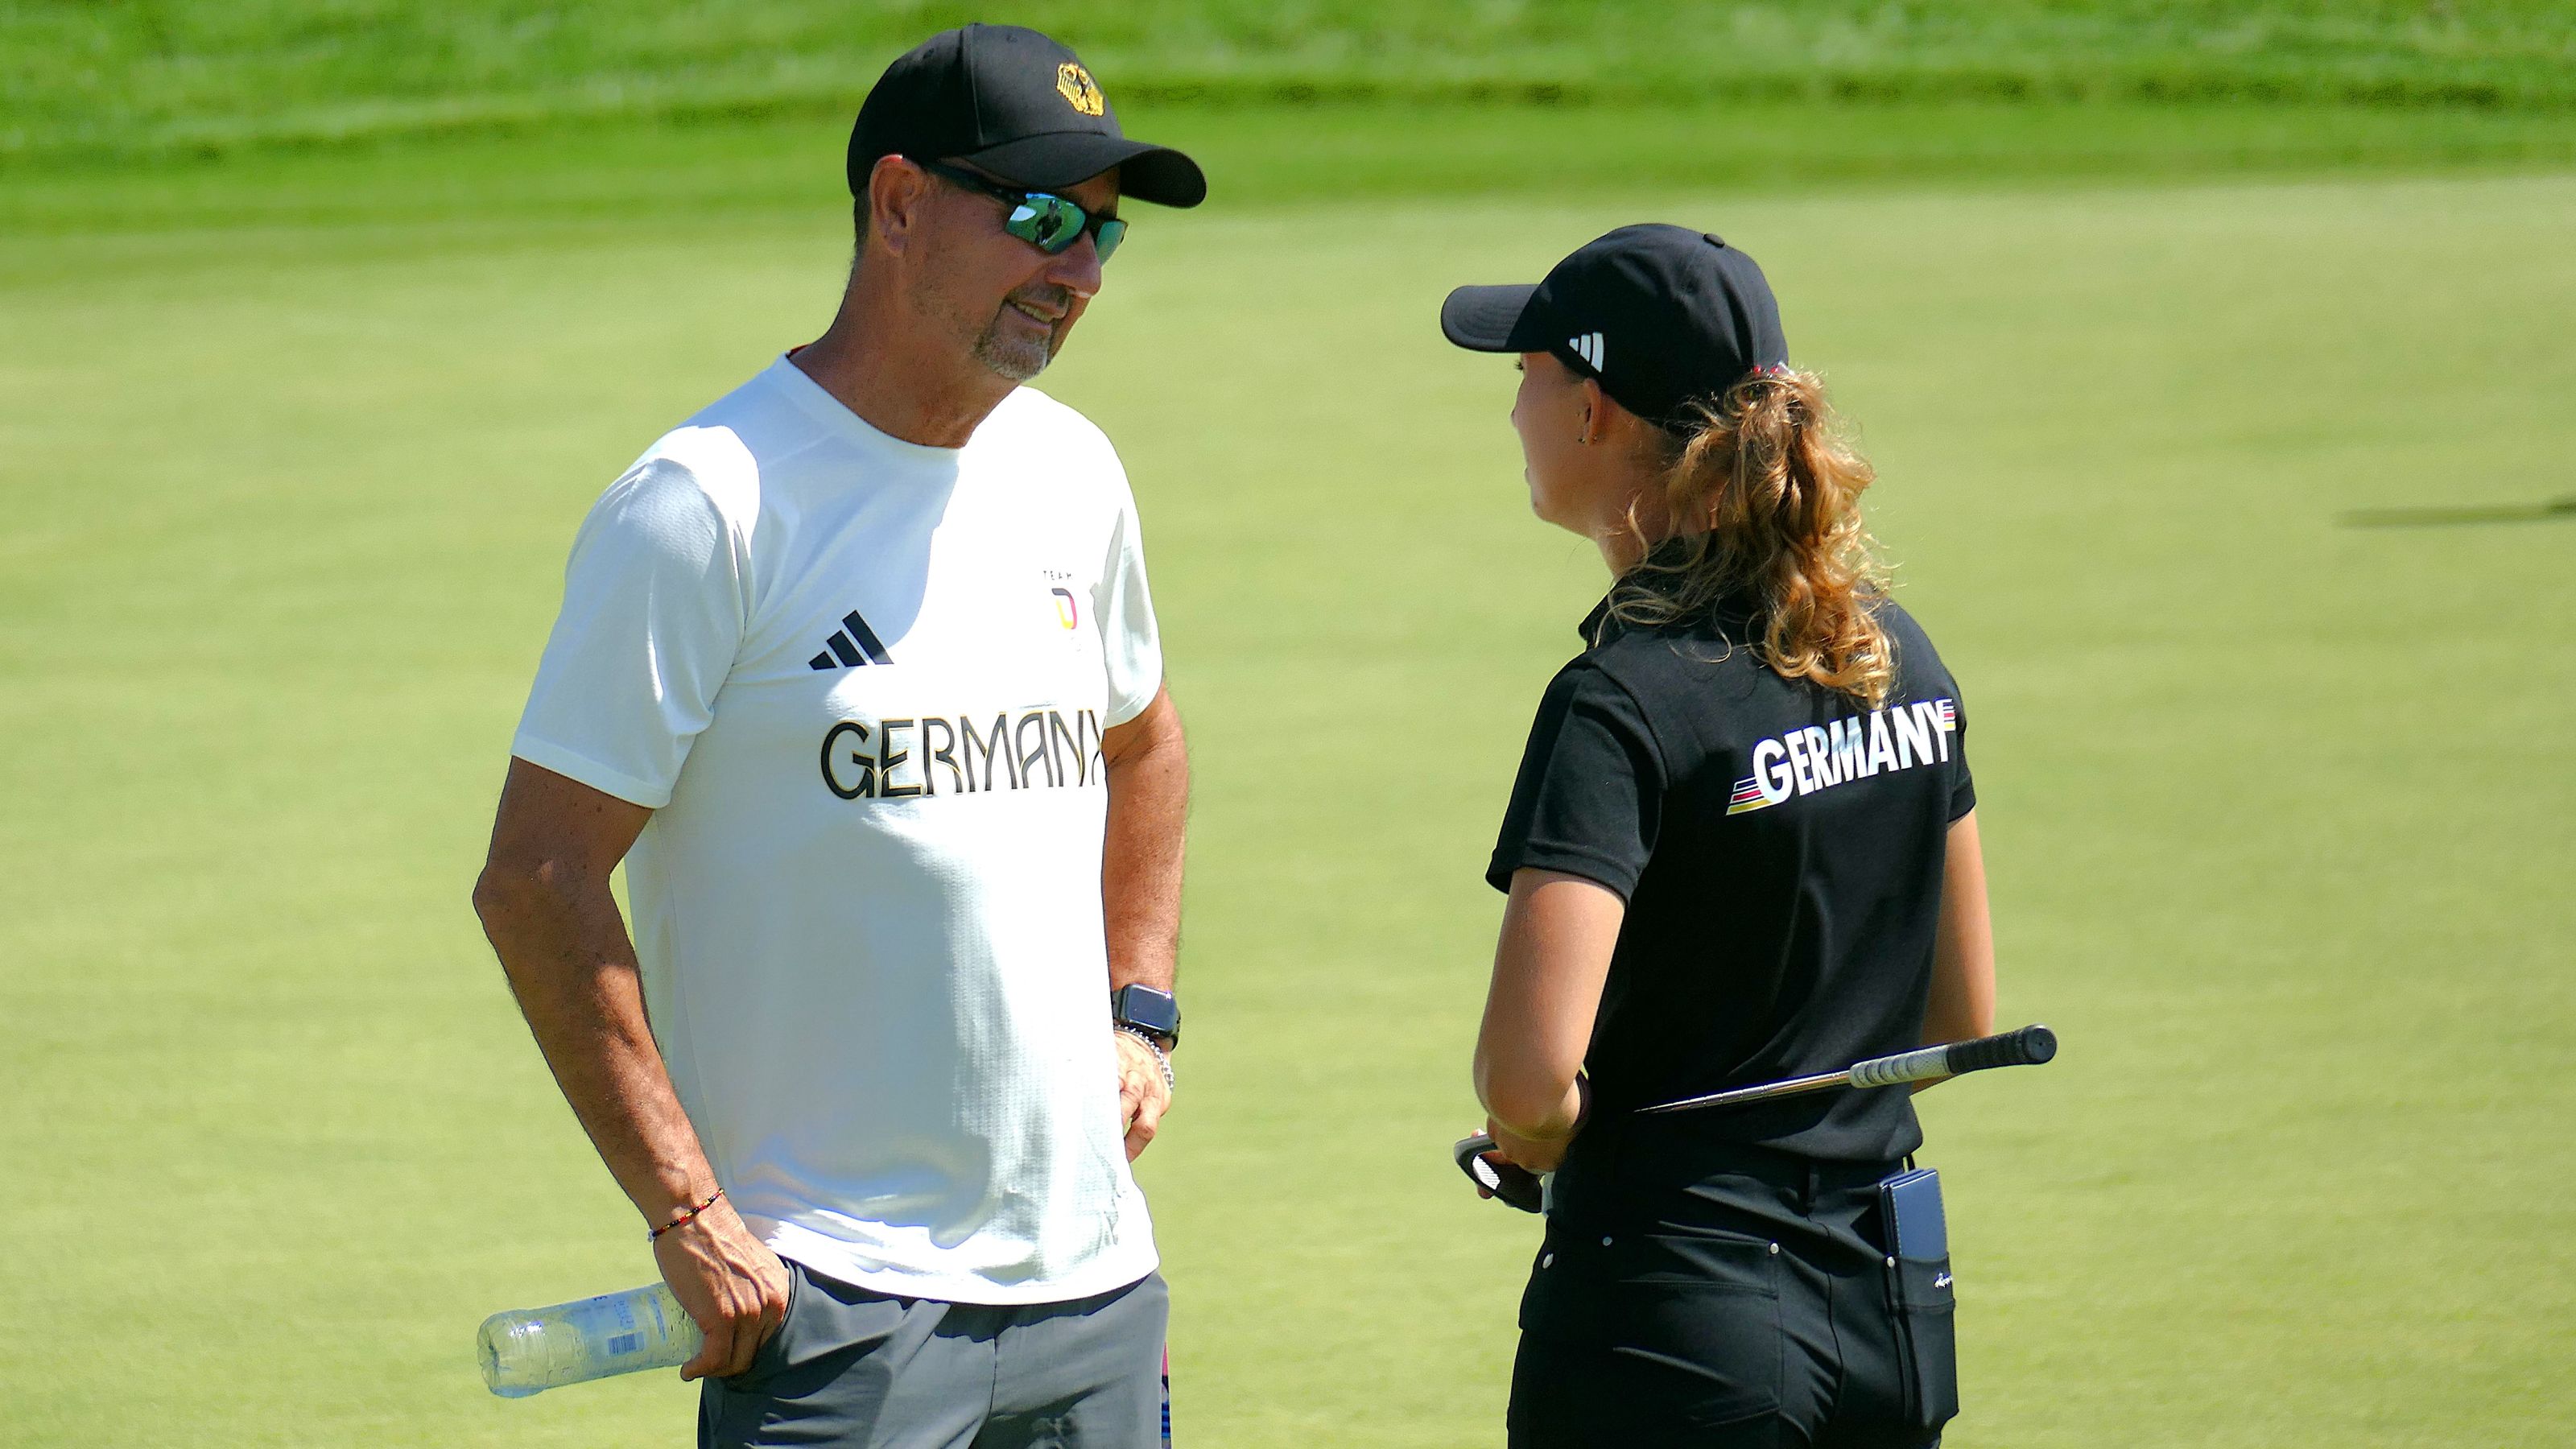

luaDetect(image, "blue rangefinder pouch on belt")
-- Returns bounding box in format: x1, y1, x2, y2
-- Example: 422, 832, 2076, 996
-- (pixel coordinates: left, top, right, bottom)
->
1877, 1166, 1960, 1430
1879, 1166, 1947, 1259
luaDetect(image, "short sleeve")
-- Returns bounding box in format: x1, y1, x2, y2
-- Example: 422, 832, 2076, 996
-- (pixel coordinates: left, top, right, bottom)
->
1944, 686, 1976, 823
510, 459, 749, 808
1488, 662, 1665, 898
1092, 465, 1163, 727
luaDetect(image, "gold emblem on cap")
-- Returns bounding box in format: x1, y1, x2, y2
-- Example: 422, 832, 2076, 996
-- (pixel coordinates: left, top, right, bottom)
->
1057, 62, 1105, 117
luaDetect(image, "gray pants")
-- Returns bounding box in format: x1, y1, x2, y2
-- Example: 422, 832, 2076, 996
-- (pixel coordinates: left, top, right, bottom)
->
701, 1262, 1170, 1449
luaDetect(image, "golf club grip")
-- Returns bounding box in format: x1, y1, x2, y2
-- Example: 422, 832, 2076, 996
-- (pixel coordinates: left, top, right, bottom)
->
1844, 1045, 1951, 1088
1845, 1025, 2055, 1088
1944, 1023, 2057, 1075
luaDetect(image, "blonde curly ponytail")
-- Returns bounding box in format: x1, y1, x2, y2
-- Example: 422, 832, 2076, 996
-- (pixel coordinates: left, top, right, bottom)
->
1608, 367, 1896, 708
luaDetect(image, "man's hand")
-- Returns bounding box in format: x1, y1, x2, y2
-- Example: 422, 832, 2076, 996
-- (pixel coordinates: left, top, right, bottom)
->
653, 1197, 793, 1381
1113, 1030, 1172, 1161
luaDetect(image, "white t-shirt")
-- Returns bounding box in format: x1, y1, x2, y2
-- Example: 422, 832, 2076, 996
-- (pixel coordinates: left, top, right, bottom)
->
512, 355, 1163, 1305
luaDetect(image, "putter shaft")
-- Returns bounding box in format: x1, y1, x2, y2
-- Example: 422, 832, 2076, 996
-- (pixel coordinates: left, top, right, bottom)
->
1637, 1066, 1863, 1114
1638, 1027, 2054, 1116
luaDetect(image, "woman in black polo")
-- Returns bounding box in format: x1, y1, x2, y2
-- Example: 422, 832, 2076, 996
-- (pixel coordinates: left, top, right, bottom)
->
1441, 225, 1997, 1448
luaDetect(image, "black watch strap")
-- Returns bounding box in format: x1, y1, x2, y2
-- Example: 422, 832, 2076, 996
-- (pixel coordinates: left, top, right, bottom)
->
1111, 984, 1180, 1048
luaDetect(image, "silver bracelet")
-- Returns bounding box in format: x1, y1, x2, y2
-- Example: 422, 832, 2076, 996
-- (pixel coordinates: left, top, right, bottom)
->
1114, 1026, 1175, 1094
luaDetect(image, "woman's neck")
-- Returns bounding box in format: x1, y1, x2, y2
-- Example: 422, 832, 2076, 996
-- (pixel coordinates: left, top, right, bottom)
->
1596, 531, 1645, 576
1593, 499, 1674, 576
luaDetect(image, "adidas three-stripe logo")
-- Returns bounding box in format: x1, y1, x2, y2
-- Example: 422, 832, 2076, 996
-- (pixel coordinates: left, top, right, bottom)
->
1567, 332, 1605, 370
808, 609, 893, 671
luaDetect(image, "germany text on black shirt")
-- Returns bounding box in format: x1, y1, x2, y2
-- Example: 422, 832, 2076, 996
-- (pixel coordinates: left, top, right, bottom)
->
1489, 590, 1975, 1172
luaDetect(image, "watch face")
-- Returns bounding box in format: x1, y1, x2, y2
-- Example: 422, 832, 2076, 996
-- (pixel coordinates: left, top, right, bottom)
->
1116, 985, 1180, 1037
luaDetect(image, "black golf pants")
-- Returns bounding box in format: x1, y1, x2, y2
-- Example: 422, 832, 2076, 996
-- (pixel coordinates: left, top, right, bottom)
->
1508, 1154, 1955, 1448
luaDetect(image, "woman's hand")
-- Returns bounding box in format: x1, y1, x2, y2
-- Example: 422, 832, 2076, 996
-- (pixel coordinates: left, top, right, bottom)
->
1487, 1116, 1574, 1175
1486, 1073, 1589, 1176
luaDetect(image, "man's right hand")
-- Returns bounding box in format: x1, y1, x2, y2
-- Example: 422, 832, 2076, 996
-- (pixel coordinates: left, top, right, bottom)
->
653, 1196, 793, 1381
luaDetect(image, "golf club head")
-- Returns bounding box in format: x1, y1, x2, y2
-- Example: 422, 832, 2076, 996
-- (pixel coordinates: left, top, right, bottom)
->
1452, 1133, 1545, 1213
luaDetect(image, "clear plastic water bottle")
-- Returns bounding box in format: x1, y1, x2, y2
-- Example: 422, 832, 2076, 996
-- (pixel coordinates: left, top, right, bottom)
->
477, 1282, 703, 1397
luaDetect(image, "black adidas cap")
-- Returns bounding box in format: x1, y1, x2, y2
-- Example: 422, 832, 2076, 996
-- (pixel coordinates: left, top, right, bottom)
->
1441, 224, 1788, 429
848, 24, 1207, 209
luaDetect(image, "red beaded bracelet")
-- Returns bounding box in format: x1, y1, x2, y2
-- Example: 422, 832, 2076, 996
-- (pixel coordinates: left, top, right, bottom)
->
650, 1187, 724, 1240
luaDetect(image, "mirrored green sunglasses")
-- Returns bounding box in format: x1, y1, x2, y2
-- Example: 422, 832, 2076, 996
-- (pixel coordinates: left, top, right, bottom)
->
920, 160, 1127, 262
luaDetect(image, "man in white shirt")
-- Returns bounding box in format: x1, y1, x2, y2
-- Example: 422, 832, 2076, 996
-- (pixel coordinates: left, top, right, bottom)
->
472, 25, 1202, 1447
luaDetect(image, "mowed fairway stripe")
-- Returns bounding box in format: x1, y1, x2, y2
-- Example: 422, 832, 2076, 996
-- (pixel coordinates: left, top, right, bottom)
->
1, 167, 2571, 1447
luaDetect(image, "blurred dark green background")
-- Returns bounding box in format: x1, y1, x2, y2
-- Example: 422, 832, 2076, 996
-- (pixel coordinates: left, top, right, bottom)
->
10, 1, 2576, 167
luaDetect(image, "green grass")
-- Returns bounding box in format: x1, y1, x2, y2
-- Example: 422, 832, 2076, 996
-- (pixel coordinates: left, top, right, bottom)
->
10, 1, 2576, 163
4, 121, 2575, 1446
13, 98, 2576, 242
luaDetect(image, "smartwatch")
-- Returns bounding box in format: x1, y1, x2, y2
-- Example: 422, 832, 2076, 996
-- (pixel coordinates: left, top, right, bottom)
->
1111, 984, 1180, 1049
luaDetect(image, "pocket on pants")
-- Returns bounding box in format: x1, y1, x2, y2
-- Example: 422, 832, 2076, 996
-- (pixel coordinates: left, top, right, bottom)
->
724, 1261, 805, 1388
1884, 1253, 1959, 1430
1517, 1225, 1785, 1435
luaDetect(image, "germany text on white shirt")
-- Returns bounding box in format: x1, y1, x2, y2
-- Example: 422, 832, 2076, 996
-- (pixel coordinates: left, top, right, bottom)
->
513, 356, 1163, 1304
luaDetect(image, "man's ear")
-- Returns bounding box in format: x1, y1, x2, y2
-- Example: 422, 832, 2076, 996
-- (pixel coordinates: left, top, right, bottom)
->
868, 156, 930, 258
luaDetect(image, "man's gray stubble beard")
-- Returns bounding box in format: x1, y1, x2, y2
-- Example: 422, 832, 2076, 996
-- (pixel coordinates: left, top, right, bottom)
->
972, 319, 1055, 382
972, 287, 1074, 382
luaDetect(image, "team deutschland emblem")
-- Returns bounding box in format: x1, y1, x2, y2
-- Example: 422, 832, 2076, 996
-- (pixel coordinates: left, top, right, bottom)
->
1051, 586, 1080, 630
1057, 63, 1105, 116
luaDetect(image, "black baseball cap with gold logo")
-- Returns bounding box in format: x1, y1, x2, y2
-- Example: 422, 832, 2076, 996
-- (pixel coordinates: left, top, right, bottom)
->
848, 25, 1207, 208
